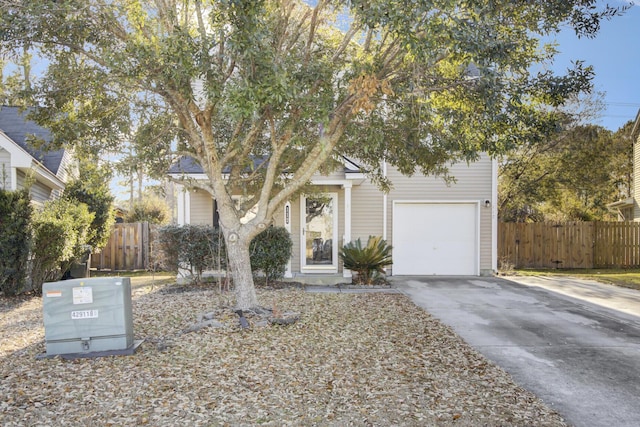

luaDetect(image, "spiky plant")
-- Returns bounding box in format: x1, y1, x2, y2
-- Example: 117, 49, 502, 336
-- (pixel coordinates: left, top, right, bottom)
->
339, 236, 393, 285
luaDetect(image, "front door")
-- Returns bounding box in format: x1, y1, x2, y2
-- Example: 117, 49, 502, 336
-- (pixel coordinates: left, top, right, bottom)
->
301, 193, 338, 272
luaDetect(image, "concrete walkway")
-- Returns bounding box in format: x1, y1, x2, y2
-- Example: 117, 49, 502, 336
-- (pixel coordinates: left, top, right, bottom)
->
390, 275, 640, 427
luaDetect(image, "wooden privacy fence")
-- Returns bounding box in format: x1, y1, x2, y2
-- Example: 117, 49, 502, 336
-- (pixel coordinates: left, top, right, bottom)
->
499, 222, 640, 269
91, 222, 151, 271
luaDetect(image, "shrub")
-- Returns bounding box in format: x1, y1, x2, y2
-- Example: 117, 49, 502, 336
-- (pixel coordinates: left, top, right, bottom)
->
0, 189, 32, 296
31, 199, 94, 294
63, 178, 115, 251
250, 226, 292, 283
157, 224, 226, 283
339, 236, 392, 285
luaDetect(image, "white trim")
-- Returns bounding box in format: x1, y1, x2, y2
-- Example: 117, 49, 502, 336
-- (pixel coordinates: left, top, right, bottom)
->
382, 160, 388, 241
300, 192, 339, 274
177, 186, 191, 225
343, 184, 352, 278
491, 158, 498, 273
392, 200, 480, 276
0, 133, 66, 192
310, 178, 351, 186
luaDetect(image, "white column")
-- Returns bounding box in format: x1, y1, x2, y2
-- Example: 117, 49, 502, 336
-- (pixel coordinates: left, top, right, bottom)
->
343, 182, 352, 278
176, 185, 190, 225
284, 201, 293, 278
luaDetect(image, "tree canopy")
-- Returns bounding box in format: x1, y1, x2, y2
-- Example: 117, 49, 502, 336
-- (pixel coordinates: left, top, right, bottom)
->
0, 0, 624, 309
499, 120, 633, 222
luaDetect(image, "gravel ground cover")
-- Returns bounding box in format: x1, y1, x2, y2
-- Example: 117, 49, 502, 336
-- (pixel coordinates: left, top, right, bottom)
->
0, 283, 567, 426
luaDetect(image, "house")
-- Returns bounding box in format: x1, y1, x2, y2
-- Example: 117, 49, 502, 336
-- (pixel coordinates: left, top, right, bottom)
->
608, 109, 640, 221
169, 153, 497, 278
0, 106, 75, 205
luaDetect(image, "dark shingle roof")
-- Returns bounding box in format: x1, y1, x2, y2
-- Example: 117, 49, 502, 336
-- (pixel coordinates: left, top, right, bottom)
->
168, 155, 362, 175
0, 106, 65, 175
168, 156, 204, 174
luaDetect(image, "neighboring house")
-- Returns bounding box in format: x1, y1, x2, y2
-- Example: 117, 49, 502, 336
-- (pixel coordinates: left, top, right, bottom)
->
169, 154, 497, 278
0, 106, 75, 205
609, 108, 640, 221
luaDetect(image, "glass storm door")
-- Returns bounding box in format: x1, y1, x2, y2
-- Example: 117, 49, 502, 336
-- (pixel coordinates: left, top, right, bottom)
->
302, 193, 338, 272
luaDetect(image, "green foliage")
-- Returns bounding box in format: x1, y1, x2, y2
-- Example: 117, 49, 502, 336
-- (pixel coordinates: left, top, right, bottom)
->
499, 122, 632, 222
157, 224, 292, 284
0, 189, 32, 296
157, 224, 226, 283
250, 226, 292, 283
31, 199, 94, 294
125, 195, 171, 225
339, 236, 392, 285
62, 171, 115, 250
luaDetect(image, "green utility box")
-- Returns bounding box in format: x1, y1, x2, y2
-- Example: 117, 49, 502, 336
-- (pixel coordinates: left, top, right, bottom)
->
42, 277, 134, 356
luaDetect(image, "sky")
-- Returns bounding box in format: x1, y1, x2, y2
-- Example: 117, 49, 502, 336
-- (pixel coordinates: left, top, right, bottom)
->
548, 1, 640, 131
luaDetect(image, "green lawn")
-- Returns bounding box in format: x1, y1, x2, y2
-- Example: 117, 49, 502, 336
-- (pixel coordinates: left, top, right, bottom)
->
514, 268, 640, 291
90, 270, 175, 289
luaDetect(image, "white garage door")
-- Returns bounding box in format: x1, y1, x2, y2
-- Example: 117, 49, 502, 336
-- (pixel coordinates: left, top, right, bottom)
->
393, 202, 478, 275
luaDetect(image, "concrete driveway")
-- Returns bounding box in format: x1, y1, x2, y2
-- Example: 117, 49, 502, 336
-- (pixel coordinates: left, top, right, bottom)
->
391, 275, 640, 427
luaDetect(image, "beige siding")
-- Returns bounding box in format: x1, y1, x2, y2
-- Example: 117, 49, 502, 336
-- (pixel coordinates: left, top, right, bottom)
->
385, 154, 494, 274
350, 180, 384, 242
0, 148, 10, 189
190, 191, 214, 225
179, 155, 495, 276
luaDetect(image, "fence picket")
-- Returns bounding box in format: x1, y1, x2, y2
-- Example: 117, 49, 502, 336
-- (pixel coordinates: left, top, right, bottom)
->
499, 222, 640, 269
91, 222, 151, 271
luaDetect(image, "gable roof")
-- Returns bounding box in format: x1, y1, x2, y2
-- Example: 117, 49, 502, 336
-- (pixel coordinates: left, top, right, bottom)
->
0, 105, 65, 175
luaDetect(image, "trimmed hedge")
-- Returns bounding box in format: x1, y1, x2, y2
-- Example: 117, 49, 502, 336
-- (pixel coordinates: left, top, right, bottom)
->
250, 226, 292, 282
157, 225, 292, 284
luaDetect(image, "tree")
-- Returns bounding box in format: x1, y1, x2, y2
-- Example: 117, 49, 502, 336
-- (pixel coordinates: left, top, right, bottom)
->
0, 0, 624, 309
125, 193, 172, 225
499, 121, 633, 222
62, 161, 116, 250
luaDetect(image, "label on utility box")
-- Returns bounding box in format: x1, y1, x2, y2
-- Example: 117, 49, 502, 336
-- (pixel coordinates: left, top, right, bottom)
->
71, 310, 99, 320
72, 287, 93, 304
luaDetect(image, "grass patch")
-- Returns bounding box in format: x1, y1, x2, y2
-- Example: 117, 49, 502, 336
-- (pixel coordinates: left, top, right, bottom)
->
514, 268, 640, 291
90, 270, 176, 289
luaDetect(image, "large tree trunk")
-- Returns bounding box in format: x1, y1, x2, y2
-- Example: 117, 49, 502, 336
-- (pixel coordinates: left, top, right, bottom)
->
225, 233, 259, 310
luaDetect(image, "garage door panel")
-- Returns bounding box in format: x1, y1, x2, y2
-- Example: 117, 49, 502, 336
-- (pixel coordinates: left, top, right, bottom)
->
393, 203, 477, 275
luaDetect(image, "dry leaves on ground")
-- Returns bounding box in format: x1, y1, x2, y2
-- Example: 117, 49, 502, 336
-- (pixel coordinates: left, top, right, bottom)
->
0, 284, 567, 426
